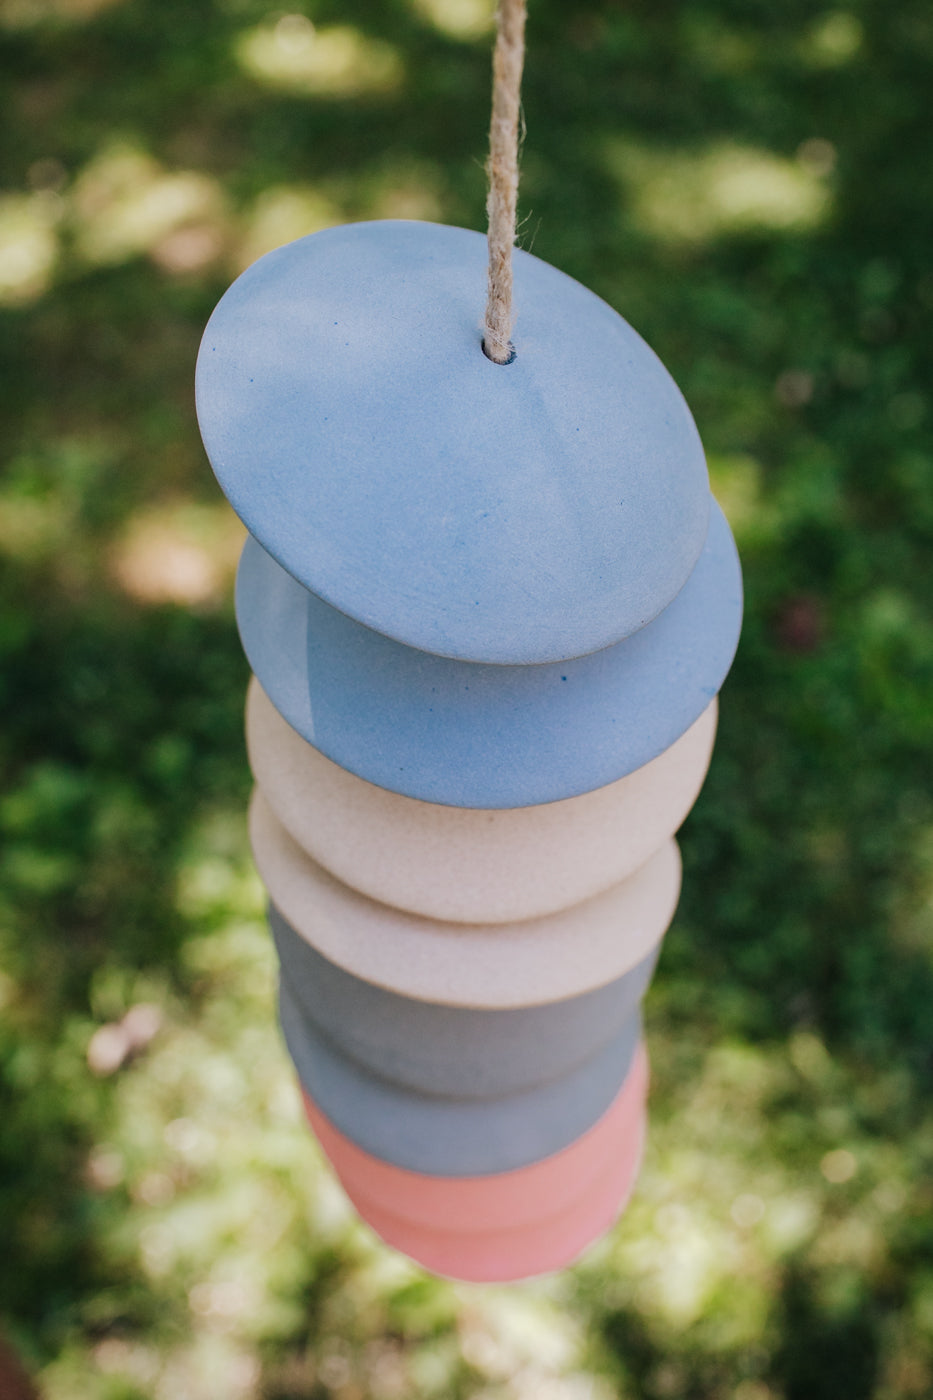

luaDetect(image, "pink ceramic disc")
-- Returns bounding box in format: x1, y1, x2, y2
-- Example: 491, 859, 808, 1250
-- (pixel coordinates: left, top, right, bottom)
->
299, 1045, 648, 1280
343, 1122, 645, 1282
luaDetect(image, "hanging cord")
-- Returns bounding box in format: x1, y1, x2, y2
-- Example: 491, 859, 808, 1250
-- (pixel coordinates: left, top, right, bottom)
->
483, 0, 526, 364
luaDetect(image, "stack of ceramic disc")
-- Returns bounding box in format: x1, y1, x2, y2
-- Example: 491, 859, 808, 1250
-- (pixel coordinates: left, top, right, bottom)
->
196, 220, 742, 1282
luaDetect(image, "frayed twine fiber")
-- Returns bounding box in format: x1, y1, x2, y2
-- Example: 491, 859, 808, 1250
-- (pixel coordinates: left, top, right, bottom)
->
484, 0, 526, 364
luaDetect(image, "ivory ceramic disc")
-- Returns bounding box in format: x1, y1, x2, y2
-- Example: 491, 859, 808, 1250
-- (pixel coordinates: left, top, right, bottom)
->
247, 684, 712, 923
197, 219, 710, 665
279, 978, 640, 1175
250, 791, 681, 1007
271, 902, 655, 1098
236, 502, 740, 807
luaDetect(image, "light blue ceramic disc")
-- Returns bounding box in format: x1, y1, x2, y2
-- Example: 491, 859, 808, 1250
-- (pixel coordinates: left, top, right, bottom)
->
236, 500, 741, 807
270, 902, 656, 1100
197, 220, 710, 664
279, 979, 640, 1177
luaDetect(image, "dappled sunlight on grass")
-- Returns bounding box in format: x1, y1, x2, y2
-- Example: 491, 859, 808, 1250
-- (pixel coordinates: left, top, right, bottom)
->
360, 158, 447, 224
679, 15, 761, 76
33, 843, 358, 1398
236, 15, 404, 99
233, 162, 446, 273
109, 499, 245, 608
72, 144, 230, 271
803, 11, 864, 68
0, 0, 123, 26
0, 190, 61, 304
174, 810, 264, 925
570, 1023, 925, 1377
409, 0, 494, 42
0, 435, 126, 579
887, 823, 933, 955
606, 140, 832, 246
3, 0, 933, 1393
234, 184, 343, 272
708, 452, 781, 552
455, 1288, 587, 1387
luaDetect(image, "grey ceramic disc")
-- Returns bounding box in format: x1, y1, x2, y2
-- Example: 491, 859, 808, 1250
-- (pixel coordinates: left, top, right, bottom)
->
270, 902, 655, 1099
279, 979, 641, 1176
197, 219, 710, 664
236, 500, 741, 807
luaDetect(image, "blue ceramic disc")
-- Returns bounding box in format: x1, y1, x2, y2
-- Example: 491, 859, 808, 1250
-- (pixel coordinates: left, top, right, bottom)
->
236, 500, 741, 807
197, 220, 710, 664
270, 902, 656, 1100
279, 978, 641, 1176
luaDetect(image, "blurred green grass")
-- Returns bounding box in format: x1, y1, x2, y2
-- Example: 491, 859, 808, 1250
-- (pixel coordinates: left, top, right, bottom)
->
1, 0, 932, 1396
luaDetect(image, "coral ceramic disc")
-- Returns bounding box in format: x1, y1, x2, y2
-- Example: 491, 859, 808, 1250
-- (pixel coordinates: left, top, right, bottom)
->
300, 1046, 649, 1282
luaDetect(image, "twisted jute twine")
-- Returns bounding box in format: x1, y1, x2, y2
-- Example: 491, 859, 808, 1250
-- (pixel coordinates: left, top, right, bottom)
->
483, 0, 527, 364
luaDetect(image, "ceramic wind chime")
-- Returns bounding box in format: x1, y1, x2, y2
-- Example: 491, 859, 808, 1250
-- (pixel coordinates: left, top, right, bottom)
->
195, 0, 742, 1281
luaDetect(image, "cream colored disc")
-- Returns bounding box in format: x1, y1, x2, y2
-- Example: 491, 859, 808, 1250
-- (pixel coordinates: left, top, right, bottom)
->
249, 790, 681, 1009
247, 676, 715, 924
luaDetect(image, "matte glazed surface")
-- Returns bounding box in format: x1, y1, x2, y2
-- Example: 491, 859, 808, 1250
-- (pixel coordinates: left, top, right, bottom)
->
302, 1044, 648, 1232
248, 687, 713, 923
279, 978, 641, 1175
198, 220, 710, 664
271, 902, 656, 1097
251, 793, 680, 1007
237, 501, 740, 806
300, 1048, 648, 1282
343, 1123, 644, 1283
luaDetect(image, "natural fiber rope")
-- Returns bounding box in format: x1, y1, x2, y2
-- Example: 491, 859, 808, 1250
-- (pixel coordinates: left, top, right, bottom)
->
483, 0, 526, 363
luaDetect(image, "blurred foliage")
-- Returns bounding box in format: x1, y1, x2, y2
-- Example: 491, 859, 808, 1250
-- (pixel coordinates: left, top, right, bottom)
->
1, 0, 932, 1395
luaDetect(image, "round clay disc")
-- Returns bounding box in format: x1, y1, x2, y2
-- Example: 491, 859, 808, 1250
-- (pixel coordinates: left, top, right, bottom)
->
278, 977, 641, 1175
197, 220, 710, 664
236, 500, 740, 807
301, 1043, 648, 1234
247, 684, 712, 924
271, 902, 656, 1099
300, 1047, 648, 1281
342, 1124, 644, 1283
249, 790, 682, 1007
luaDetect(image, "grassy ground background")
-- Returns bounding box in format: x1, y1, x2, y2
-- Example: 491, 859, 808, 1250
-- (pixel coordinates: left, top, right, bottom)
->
1, 0, 932, 1396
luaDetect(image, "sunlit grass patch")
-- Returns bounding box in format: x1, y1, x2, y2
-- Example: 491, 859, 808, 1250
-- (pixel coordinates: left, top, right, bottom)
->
0, 190, 61, 304
885, 822, 933, 956
71, 144, 229, 271
359, 158, 446, 224
109, 499, 245, 608
0, 437, 128, 575
708, 453, 782, 552
234, 184, 343, 272
803, 11, 864, 67
236, 15, 404, 98
232, 160, 446, 274
569, 1025, 922, 1378
679, 14, 760, 74
606, 139, 832, 246
0, 0, 124, 26
408, 0, 494, 41
174, 808, 263, 925
33, 871, 352, 1399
